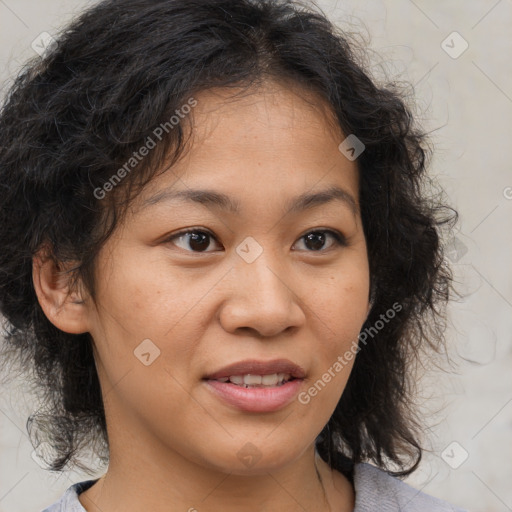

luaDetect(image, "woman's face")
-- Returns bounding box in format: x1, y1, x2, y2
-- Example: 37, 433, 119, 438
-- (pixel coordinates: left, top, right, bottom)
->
85, 81, 370, 474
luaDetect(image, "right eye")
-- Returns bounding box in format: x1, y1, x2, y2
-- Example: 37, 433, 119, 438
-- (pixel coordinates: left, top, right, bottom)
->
163, 228, 223, 253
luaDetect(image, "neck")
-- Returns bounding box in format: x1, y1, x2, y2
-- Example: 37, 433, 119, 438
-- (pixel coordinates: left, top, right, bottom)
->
78, 438, 354, 512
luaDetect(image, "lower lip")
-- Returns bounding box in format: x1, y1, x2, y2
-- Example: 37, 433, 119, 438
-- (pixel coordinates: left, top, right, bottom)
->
204, 379, 303, 412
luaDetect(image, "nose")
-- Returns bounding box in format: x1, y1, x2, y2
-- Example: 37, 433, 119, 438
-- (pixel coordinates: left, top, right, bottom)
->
218, 247, 306, 338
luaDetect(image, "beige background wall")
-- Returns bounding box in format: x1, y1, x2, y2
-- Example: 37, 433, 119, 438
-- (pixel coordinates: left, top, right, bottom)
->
0, 1, 511, 511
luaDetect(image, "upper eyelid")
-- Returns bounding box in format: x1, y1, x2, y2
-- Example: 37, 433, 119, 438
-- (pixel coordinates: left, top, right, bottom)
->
166, 227, 346, 250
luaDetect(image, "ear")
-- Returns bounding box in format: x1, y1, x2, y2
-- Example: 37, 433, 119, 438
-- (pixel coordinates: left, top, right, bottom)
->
32, 247, 91, 334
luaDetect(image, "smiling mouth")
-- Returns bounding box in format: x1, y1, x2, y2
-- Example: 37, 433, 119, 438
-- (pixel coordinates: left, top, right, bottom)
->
203, 358, 306, 411
212, 373, 296, 388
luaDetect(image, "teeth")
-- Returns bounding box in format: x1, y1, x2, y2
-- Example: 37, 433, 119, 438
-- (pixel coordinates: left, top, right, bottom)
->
262, 374, 278, 386
229, 375, 244, 385
219, 373, 292, 387
244, 374, 262, 385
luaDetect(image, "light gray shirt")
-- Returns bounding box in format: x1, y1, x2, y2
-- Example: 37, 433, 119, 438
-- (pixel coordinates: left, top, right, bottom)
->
40, 462, 468, 511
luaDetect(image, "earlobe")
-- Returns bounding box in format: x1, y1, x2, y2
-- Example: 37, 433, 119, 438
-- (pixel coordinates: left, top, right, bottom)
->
32, 249, 90, 334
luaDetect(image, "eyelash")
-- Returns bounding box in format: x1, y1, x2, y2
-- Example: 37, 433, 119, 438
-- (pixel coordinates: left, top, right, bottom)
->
163, 227, 348, 254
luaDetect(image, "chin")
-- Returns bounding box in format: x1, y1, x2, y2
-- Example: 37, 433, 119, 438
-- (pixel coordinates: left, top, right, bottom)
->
196, 438, 310, 476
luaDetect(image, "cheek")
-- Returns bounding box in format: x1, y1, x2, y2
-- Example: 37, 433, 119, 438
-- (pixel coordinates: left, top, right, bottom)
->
92, 248, 185, 339
300, 259, 369, 402
315, 262, 370, 339
90, 249, 215, 399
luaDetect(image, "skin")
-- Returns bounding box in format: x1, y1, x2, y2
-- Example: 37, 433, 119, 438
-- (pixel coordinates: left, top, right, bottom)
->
33, 79, 370, 512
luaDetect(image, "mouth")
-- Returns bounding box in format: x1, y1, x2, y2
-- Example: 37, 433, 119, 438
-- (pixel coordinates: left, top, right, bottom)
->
211, 373, 296, 388
203, 359, 306, 412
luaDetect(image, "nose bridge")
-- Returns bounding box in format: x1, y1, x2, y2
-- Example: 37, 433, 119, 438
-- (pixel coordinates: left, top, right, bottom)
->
219, 237, 304, 336
237, 238, 292, 304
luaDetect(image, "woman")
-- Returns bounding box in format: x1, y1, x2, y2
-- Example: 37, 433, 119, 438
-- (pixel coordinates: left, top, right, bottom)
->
0, 0, 465, 510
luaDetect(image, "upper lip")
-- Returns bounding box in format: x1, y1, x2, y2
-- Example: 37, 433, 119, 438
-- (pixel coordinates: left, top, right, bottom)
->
204, 359, 306, 380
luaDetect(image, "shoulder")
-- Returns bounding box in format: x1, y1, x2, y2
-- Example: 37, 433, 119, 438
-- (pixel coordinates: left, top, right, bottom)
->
39, 479, 97, 512
352, 462, 468, 512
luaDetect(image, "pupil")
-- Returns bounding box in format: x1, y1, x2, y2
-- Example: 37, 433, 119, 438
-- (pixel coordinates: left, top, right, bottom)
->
189, 232, 209, 251
305, 232, 325, 251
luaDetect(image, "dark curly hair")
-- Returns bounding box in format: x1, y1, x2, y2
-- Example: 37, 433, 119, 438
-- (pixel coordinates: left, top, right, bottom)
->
0, 0, 456, 477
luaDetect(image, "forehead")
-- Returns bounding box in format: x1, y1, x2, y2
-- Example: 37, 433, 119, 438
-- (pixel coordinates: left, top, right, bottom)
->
188, 80, 344, 149
130, 80, 359, 216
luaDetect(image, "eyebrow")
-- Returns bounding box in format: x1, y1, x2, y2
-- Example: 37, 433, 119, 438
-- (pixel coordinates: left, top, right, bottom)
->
141, 185, 358, 216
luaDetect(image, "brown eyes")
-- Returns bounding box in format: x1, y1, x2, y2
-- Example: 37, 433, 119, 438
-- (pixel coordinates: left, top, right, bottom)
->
164, 228, 347, 254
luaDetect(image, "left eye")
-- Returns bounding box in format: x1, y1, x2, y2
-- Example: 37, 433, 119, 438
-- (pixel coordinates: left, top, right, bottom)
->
293, 230, 347, 252
164, 229, 346, 253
